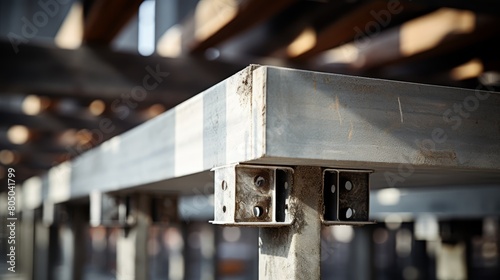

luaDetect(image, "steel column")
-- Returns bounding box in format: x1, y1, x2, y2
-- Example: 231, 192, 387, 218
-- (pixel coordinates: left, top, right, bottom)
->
71, 204, 87, 280
19, 209, 35, 280
259, 166, 323, 279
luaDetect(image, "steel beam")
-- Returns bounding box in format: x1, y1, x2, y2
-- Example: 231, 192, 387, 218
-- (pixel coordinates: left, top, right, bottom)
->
21, 65, 500, 207
15, 64, 500, 280
371, 185, 500, 219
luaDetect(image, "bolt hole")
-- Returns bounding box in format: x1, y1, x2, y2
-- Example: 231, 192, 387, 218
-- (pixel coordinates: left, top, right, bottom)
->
345, 208, 354, 219
222, 206, 226, 213
331, 184, 336, 193
254, 176, 266, 187
222, 180, 227, 191
285, 204, 288, 210
345, 181, 353, 191
253, 206, 263, 217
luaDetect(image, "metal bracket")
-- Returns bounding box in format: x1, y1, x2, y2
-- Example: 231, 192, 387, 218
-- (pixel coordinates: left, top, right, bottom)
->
211, 164, 374, 227
210, 164, 294, 226
90, 192, 132, 227
322, 169, 375, 225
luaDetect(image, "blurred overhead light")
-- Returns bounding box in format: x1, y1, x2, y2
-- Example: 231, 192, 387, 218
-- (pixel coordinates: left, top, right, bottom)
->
55, 2, 83, 49
7, 125, 30, 145
58, 129, 78, 147
314, 43, 359, 65
376, 188, 401, 206
89, 99, 106, 116
385, 214, 403, 230
287, 27, 317, 57
414, 214, 439, 241
146, 104, 166, 119
195, 0, 238, 43
138, 0, 156, 56
22, 95, 42, 116
332, 226, 354, 243
400, 8, 476, 57
479, 71, 500, 86
76, 129, 93, 146
157, 25, 182, 58
450, 59, 483, 81
0, 150, 16, 165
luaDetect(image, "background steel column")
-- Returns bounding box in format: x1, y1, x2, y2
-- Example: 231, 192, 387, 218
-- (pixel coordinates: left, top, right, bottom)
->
116, 193, 151, 280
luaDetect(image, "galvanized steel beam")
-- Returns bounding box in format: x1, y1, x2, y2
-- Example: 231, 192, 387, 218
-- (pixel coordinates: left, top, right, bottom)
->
21, 65, 500, 205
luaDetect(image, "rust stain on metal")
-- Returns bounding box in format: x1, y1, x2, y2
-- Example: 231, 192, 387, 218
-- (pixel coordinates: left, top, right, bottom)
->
290, 166, 322, 233
235, 167, 274, 222
417, 149, 458, 165
235, 66, 255, 107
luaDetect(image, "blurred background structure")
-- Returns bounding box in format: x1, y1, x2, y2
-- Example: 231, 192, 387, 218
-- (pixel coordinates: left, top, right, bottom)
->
0, 0, 500, 279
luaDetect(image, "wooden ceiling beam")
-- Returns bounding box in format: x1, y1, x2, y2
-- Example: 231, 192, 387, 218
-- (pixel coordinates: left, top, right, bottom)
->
366, 36, 500, 87
0, 41, 245, 101
217, 0, 356, 58
288, 0, 393, 60
402, 0, 500, 15
311, 8, 500, 73
184, 0, 297, 53
83, 0, 143, 45
287, 0, 431, 61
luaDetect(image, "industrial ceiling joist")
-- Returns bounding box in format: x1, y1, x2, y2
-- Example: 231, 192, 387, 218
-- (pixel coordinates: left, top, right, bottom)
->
83, 0, 143, 45
184, 0, 297, 53
0, 41, 245, 100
